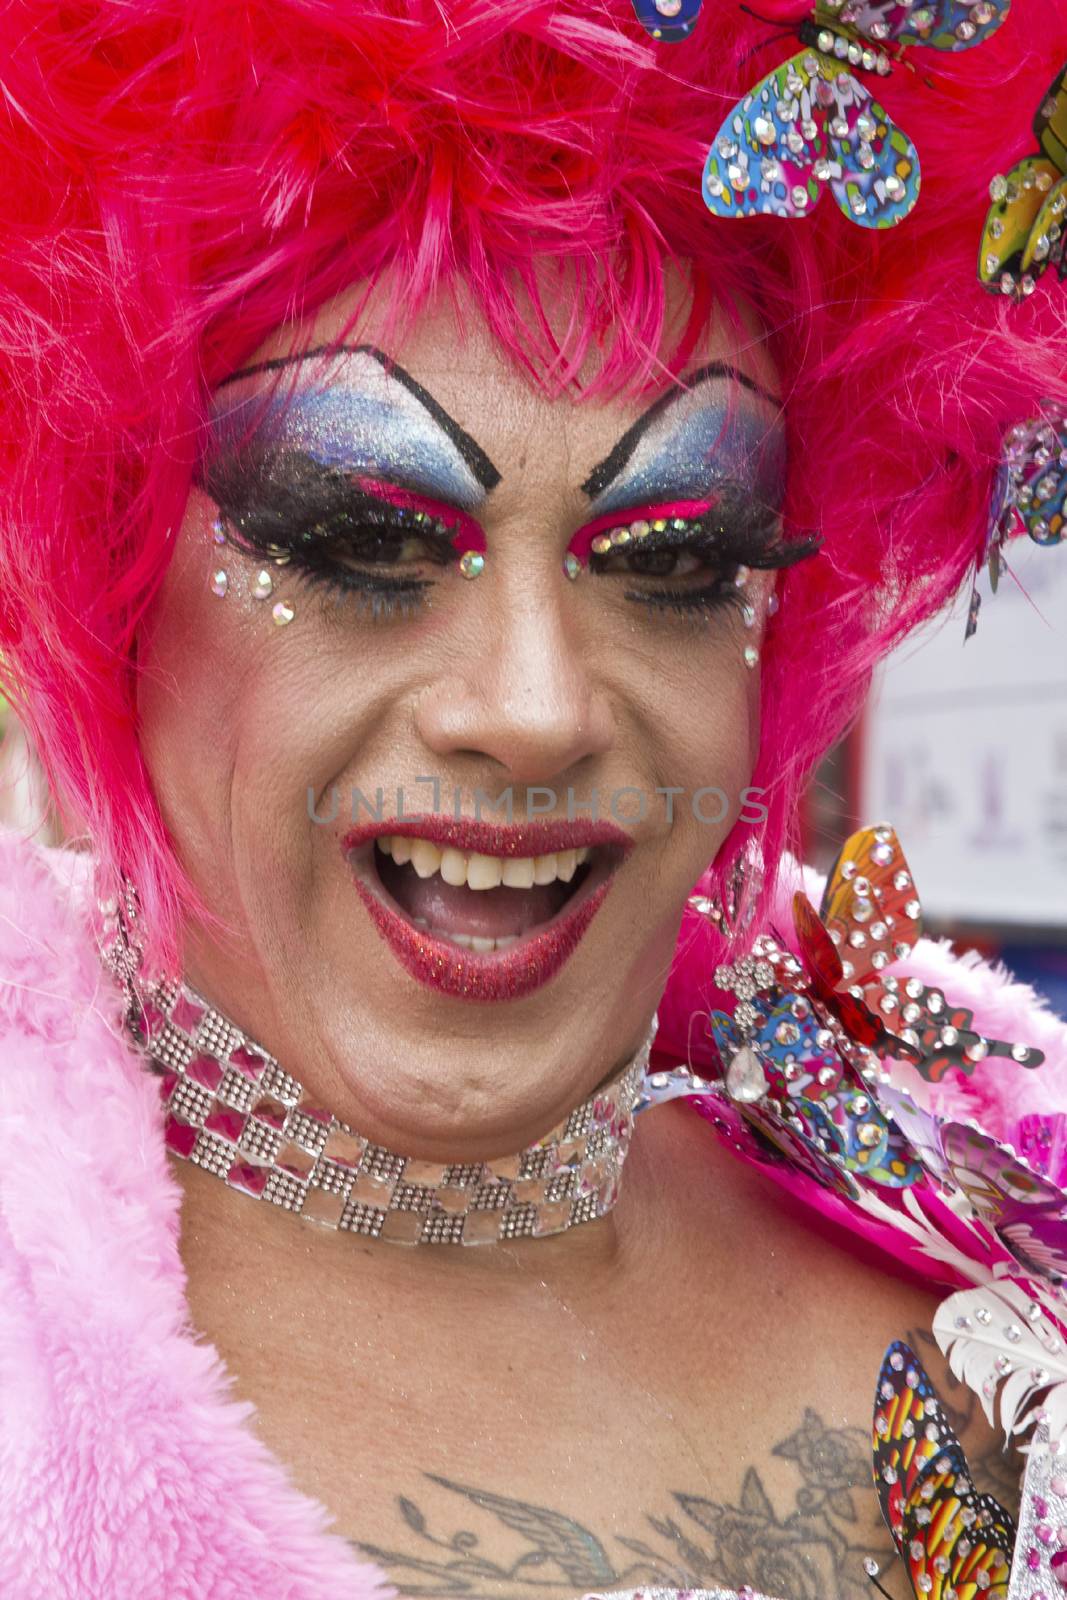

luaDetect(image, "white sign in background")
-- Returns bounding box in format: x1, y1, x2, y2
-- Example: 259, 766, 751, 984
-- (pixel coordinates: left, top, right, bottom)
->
861, 538, 1067, 930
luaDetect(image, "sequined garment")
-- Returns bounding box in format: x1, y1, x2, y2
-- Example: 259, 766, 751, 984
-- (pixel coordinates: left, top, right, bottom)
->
584, 1590, 779, 1600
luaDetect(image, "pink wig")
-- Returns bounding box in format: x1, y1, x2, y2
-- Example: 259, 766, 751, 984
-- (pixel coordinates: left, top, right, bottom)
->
0, 0, 1065, 978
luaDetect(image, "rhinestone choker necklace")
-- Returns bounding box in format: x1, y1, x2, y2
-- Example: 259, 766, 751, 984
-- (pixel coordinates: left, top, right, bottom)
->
129, 976, 658, 1246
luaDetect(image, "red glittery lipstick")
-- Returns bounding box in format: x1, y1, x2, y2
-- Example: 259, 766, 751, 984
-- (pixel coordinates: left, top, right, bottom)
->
343, 815, 630, 1001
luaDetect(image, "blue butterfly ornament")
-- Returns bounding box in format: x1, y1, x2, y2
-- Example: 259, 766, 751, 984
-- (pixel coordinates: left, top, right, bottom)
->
703, 1, 1011, 229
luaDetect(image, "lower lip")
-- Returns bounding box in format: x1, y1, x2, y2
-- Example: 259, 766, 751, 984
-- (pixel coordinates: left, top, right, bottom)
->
348, 854, 613, 1001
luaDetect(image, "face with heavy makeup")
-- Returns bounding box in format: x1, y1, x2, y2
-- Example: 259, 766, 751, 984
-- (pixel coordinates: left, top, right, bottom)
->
136, 268, 789, 1162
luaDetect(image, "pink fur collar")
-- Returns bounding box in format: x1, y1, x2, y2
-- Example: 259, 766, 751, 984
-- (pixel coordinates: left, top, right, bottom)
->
0, 828, 397, 1600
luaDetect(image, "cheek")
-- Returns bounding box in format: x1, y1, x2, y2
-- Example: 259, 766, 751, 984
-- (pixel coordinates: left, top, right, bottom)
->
635, 613, 763, 876
134, 499, 339, 885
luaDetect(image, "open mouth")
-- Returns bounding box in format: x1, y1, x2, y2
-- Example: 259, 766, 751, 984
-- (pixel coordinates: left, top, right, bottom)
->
343, 820, 629, 1001
370, 836, 599, 951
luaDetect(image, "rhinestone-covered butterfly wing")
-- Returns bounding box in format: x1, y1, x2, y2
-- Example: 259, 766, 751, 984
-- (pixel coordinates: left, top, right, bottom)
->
980, 63, 1067, 297
940, 1121, 1067, 1282
789, 824, 924, 1061
707, 1003, 862, 1195
818, 1, 1011, 50
819, 822, 922, 980
873, 1342, 1016, 1599
991, 412, 1067, 548
703, 48, 918, 227
816, 824, 1045, 1082
900, 1448, 1014, 1598
872, 1341, 961, 1546
708, 989, 922, 1188
631, 0, 701, 42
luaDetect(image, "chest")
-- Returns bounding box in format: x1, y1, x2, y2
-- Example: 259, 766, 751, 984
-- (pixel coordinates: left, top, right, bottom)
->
170, 1127, 1014, 1600
245, 1369, 899, 1600
181, 1255, 934, 1600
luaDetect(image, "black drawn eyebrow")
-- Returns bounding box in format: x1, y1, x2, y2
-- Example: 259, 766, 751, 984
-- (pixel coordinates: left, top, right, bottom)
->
218, 341, 501, 492
581, 361, 779, 501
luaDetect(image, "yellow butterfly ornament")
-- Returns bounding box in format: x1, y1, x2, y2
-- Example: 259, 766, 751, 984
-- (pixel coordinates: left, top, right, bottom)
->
980, 61, 1067, 299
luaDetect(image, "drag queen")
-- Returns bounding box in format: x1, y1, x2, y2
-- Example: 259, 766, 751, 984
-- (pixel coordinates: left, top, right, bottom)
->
1, 3, 1067, 1599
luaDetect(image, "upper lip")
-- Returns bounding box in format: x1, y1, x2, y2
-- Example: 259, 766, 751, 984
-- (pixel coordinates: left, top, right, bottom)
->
342, 813, 634, 859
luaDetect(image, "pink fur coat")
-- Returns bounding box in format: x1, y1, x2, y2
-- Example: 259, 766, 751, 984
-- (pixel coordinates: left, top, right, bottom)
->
1, 826, 1065, 1599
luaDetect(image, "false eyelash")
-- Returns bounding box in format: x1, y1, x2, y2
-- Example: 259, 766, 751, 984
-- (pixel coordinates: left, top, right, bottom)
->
585, 497, 802, 623
293, 567, 432, 623
201, 446, 464, 619
586, 492, 817, 579
625, 577, 749, 621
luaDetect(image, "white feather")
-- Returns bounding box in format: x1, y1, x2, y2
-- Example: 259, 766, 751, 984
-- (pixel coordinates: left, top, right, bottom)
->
851, 1181, 997, 1285
933, 1278, 1067, 1442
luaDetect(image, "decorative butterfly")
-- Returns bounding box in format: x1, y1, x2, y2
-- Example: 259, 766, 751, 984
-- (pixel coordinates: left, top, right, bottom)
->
702, 1, 1010, 229
966, 407, 1067, 638
794, 825, 1045, 1083
940, 1121, 1067, 1284
872, 1341, 1016, 1599
631, 0, 701, 41
704, 823, 1044, 1203
979, 61, 1067, 300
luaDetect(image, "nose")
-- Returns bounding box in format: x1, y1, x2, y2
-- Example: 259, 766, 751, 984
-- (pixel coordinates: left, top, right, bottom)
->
413, 575, 616, 788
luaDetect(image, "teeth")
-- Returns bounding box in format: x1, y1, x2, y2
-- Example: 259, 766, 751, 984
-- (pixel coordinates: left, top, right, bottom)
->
467, 852, 503, 891
411, 923, 521, 952
410, 838, 441, 880
375, 836, 591, 889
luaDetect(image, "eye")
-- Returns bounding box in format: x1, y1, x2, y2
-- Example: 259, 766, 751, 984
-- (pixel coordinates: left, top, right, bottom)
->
593, 542, 714, 580
586, 516, 744, 610
322, 523, 453, 572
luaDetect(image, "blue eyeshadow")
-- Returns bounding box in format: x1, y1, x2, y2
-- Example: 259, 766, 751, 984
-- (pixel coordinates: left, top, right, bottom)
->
209, 358, 486, 513
590, 399, 785, 518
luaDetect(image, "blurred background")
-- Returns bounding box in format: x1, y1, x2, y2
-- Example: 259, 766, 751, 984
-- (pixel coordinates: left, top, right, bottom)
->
804, 536, 1067, 1021
2, 537, 1066, 1019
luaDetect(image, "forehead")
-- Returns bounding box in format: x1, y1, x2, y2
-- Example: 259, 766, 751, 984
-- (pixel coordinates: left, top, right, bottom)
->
215, 264, 782, 469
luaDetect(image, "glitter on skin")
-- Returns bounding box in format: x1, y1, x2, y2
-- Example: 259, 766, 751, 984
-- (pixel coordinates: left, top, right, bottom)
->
584, 378, 786, 519
209, 347, 491, 514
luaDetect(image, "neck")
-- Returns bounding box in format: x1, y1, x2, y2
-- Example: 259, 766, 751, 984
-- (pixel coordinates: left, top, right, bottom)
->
130, 970, 659, 1251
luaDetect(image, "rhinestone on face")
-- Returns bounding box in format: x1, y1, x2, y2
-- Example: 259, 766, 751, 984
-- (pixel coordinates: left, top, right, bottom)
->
253, 569, 274, 600
459, 551, 485, 580
272, 601, 296, 626
210, 569, 229, 597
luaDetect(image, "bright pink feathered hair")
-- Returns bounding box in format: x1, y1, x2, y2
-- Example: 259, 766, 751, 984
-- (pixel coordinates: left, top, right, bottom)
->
0, 0, 1065, 977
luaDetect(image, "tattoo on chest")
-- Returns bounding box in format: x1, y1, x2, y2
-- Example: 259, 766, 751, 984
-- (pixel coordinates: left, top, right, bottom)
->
345, 1328, 1020, 1600
345, 1410, 886, 1599
346, 1369, 1021, 1598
